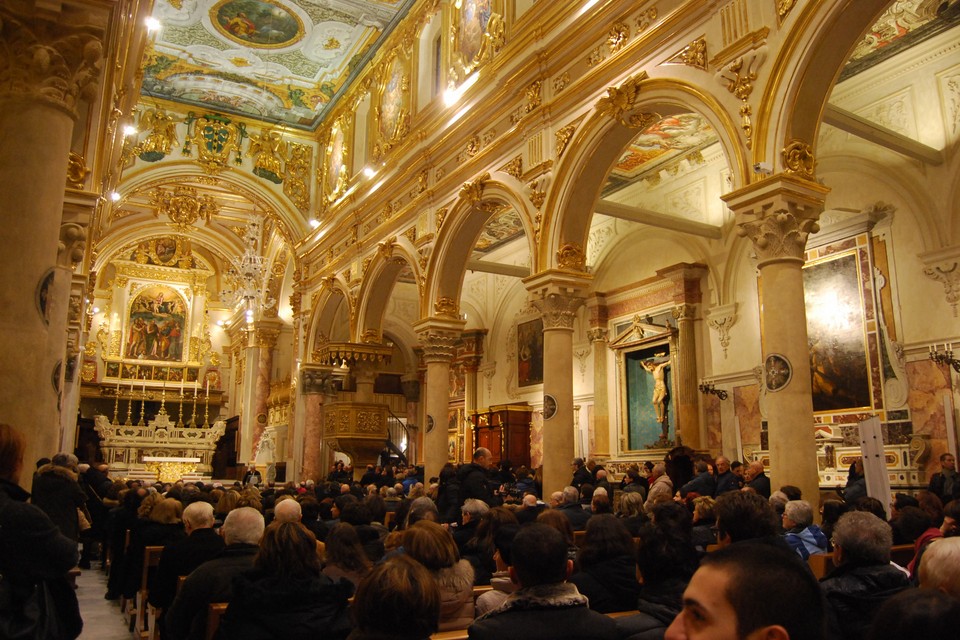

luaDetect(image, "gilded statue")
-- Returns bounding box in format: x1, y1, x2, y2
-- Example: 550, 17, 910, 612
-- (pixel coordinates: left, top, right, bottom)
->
134, 109, 179, 162
249, 130, 286, 184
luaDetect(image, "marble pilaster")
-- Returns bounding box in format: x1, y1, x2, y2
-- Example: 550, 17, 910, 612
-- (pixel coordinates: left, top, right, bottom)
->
525, 271, 591, 497
587, 328, 610, 458
672, 303, 700, 448
0, 6, 103, 479
415, 318, 464, 482
250, 323, 280, 461
300, 365, 336, 482
723, 174, 829, 505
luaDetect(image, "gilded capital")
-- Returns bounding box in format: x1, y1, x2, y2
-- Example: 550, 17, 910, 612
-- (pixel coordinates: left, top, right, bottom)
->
533, 292, 584, 330
255, 327, 281, 349
672, 303, 696, 321
0, 9, 104, 118
418, 329, 459, 363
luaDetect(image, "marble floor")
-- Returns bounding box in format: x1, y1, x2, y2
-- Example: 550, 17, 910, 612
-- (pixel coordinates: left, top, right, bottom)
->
76, 567, 131, 640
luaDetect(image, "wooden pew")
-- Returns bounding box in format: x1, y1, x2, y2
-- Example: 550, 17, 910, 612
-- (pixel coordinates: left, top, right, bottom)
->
890, 543, 914, 568
135, 546, 164, 639
429, 609, 641, 639
205, 602, 229, 640
807, 553, 835, 579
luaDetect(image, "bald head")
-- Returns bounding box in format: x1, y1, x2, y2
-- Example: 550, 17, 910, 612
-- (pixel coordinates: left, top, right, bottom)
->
273, 498, 302, 523
223, 507, 265, 545
522, 494, 538, 508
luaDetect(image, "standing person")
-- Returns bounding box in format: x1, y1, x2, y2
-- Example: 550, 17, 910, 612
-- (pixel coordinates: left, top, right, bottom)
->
31, 452, 87, 543
644, 462, 674, 512
458, 448, 497, 508
570, 458, 591, 490
713, 456, 741, 496
242, 465, 262, 487
928, 452, 960, 506
0, 424, 83, 639
744, 461, 771, 499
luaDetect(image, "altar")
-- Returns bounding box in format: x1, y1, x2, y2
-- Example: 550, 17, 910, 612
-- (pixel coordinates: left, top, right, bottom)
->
94, 411, 225, 483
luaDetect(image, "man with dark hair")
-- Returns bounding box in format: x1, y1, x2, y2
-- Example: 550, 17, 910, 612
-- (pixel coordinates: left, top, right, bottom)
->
665, 541, 825, 640
928, 452, 960, 505
679, 460, 716, 499
714, 491, 780, 546
468, 523, 620, 639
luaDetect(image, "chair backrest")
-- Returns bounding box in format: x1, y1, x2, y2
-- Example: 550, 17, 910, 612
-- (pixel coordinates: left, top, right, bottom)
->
573, 530, 586, 548
140, 546, 164, 591
890, 544, 914, 567
807, 552, 836, 579
206, 603, 229, 640
176, 575, 187, 595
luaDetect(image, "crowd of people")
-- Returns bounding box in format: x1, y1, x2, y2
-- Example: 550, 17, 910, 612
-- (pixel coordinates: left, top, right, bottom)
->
4, 427, 960, 640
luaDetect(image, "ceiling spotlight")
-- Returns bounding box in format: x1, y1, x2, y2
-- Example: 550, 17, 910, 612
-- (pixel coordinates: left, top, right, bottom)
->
92, 307, 100, 314
309, 218, 321, 229
145, 17, 161, 32
110, 191, 121, 202
363, 166, 376, 178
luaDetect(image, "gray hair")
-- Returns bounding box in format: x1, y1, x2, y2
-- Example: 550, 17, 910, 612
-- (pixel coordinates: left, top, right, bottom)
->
462, 498, 489, 519
919, 537, 960, 599
273, 498, 302, 523
562, 486, 579, 505
652, 462, 666, 476
833, 511, 892, 565
784, 500, 813, 528
182, 501, 215, 529
222, 506, 265, 545
619, 491, 645, 518
593, 486, 608, 497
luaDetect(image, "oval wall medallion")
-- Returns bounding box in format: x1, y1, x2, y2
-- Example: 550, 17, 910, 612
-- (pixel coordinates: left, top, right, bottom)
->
764, 354, 792, 392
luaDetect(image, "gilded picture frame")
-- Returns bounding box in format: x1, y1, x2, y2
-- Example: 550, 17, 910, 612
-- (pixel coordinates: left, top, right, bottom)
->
323, 115, 351, 204
372, 49, 411, 162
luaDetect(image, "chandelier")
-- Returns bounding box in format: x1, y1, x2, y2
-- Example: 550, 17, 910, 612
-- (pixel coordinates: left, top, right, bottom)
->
221, 220, 276, 323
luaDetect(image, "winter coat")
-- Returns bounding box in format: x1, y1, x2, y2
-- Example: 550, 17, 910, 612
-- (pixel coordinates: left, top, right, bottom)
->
30, 463, 87, 541
616, 578, 687, 640
714, 470, 741, 496
927, 470, 960, 505
572, 466, 592, 489
747, 472, 771, 498
820, 562, 911, 640
475, 571, 517, 616
0, 478, 82, 639
644, 475, 674, 511
218, 569, 353, 640
436, 559, 476, 631
468, 582, 622, 640
148, 527, 226, 608
557, 502, 590, 531
458, 462, 495, 506
165, 544, 258, 640
679, 471, 716, 499
436, 479, 462, 523
784, 524, 829, 560
122, 520, 187, 598
569, 554, 642, 613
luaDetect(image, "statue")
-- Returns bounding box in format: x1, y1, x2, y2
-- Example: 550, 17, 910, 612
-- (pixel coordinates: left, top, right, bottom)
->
641, 356, 671, 445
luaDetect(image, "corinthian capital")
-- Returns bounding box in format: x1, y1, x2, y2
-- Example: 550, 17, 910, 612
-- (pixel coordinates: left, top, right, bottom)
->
533, 293, 584, 330
417, 328, 460, 363
723, 175, 829, 265
0, 8, 104, 118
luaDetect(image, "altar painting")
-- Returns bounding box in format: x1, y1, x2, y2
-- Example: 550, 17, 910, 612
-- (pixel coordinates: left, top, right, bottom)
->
126, 285, 187, 362
802, 251, 871, 412
625, 344, 675, 450
517, 318, 544, 387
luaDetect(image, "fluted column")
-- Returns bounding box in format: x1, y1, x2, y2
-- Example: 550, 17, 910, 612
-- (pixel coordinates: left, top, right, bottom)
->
525, 271, 591, 497
0, 7, 103, 477
415, 319, 464, 482
587, 328, 610, 458
723, 174, 829, 505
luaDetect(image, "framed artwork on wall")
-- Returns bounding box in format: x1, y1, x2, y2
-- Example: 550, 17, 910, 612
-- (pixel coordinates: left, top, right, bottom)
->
517, 317, 544, 387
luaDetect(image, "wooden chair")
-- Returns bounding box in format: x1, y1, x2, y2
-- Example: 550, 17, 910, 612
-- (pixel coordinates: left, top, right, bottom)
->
383, 511, 395, 529
430, 630, 469, 640
205, 602, 229, 640
890, 543, 914, 568
119, 529, 132, 621
134, 546, 164, 639
573, 530, 586, 548
807, 552, 836, 579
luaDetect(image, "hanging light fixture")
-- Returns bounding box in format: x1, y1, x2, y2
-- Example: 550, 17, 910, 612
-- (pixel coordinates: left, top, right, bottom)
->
221, 219, 276, 323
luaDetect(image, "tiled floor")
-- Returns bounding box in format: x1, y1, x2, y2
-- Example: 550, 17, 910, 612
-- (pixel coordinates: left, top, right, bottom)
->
76, 567, 131, 640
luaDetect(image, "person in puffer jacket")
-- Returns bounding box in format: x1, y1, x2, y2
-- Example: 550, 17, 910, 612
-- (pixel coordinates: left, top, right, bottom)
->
782, 500, 829, 560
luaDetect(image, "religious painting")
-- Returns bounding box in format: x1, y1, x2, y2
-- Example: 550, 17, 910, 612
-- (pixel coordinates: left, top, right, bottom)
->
517, 318, 544, 387
325, 118, 347, 198
212, 0, 304, 49
624, 344, 675, 450
126, 285, 188, 363
379, 56, 407, 141
457, 0, 492, 65
474, 209, 524, 252
802, 251, 872, 412
36, 269, 55, 325
609, 113, 716, 183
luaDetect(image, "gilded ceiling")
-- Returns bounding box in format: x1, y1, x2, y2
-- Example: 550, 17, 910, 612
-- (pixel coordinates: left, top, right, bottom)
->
143, 0, 415, 130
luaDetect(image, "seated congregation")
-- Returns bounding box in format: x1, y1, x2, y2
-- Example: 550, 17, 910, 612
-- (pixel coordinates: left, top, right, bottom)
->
6, 435, 960, 640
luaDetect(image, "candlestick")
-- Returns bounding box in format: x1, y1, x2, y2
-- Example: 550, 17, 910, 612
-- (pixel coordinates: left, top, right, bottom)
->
112, 374, 121, 425
191, 381, 198, 426
125, 379, 134, 426
203, 386, 210, 427
177, 375, 185, 427
138, 367, 147, 426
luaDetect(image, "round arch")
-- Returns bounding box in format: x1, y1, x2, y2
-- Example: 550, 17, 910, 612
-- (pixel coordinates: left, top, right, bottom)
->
305, 277, 353, 356
755, 0, 892, 167
540, 77, 747, 273
355, 236, 422, 340
425, 170, 537, 317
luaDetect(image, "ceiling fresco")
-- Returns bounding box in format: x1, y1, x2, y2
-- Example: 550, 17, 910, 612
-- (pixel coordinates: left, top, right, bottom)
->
142, 0, 415, 130
474, 209, 525, 253
841, 0, 960, 80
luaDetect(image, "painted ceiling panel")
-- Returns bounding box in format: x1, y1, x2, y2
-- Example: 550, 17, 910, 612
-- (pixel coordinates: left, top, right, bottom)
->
143, 0, 414, 130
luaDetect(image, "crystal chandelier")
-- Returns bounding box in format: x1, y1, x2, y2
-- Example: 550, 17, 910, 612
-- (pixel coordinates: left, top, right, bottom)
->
221, 220, 276, 323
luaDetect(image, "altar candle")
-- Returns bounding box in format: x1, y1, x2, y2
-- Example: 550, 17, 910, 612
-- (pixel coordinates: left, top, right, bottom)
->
206, 378, 210, 398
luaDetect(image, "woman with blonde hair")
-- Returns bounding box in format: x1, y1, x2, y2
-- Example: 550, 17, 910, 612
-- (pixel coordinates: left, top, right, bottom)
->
403, 520, 474, 631
214, 489, 239, 521
122, 498, 186, 599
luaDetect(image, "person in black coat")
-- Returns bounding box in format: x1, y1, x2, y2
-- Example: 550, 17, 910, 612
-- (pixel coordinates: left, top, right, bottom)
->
218, 521, 353, 640
166, 507, 265, 640
121, 497, 187, 599
31, 453, 87, 542
569, 515, 641, 613
679, 460, 717, 499
556, 486, 590, 531
744, 461, 772, 499
713, 456, 741, 496
570, 458, 592, 490
457, 448, 497, 508
436, 463, 462, 524
149, 501, 225, 610
0, 425, 83, 639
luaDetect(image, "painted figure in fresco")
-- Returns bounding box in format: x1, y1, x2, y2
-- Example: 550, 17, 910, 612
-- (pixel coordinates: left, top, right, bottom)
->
146, 320, 160, 357
227, 11, 256, 37
167, 321, 182, 361
641, 358, 670, 424
128, 318, 147, 358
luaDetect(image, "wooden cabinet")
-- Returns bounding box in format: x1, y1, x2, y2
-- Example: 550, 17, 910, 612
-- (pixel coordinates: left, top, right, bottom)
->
470, 403, 531, 469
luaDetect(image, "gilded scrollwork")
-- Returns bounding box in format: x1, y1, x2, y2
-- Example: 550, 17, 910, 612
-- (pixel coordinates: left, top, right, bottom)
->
664, 36, 707, 70
66, 152, 89, 189
150, 185, 219, 232
557, 243, 587, 271
182, 113, 246, 175
556, 124, 577, 158
782, 140, 815, 181
719, 55, 762, 148
608, 22, 630, 53
596, 72, 656, 128
283, 143, 311, 211
460, 173, 490, 204
435, 297, 460, 319
132, 109, 178, 162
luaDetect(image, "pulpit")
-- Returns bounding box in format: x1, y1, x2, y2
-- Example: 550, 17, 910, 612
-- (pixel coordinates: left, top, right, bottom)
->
470, 403, 531, 468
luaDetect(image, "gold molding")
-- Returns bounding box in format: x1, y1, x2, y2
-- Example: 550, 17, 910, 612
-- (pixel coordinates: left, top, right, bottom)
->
557, 243, 587, 271
596, 72, 654, 128
435, 296, 459, 319
663, 36, 707, 71
782, 139, 815, 181
709, 27, 769, 69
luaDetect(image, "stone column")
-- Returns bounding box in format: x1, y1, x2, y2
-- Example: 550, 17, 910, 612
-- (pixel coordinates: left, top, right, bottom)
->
525, 271, 590, 497
587, 328, 610, 459
672, 303, 700, 448
401, 375, 420, 464
0, 8, 103, 477
723, 174, 828, 505
239, 321, 280, 462
415, 320, 463, 483
300, 365, 335, 482
461, 330, 485, 464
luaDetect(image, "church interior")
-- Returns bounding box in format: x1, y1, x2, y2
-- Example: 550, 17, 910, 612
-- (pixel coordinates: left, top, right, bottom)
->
2, 0, 959, 504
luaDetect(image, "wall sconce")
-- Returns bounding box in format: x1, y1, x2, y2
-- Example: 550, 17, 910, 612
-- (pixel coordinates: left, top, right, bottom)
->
698, 380, 728, 400
930, 343, 960, 373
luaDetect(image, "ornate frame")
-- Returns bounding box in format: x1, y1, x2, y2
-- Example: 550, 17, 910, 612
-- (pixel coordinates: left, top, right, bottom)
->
372, 47, 411, 162
323, 115, 351, 204
448, 0, 505, 83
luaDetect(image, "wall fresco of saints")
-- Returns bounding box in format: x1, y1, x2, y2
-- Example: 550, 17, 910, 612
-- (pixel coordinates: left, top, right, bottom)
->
458, 0, 492, 64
